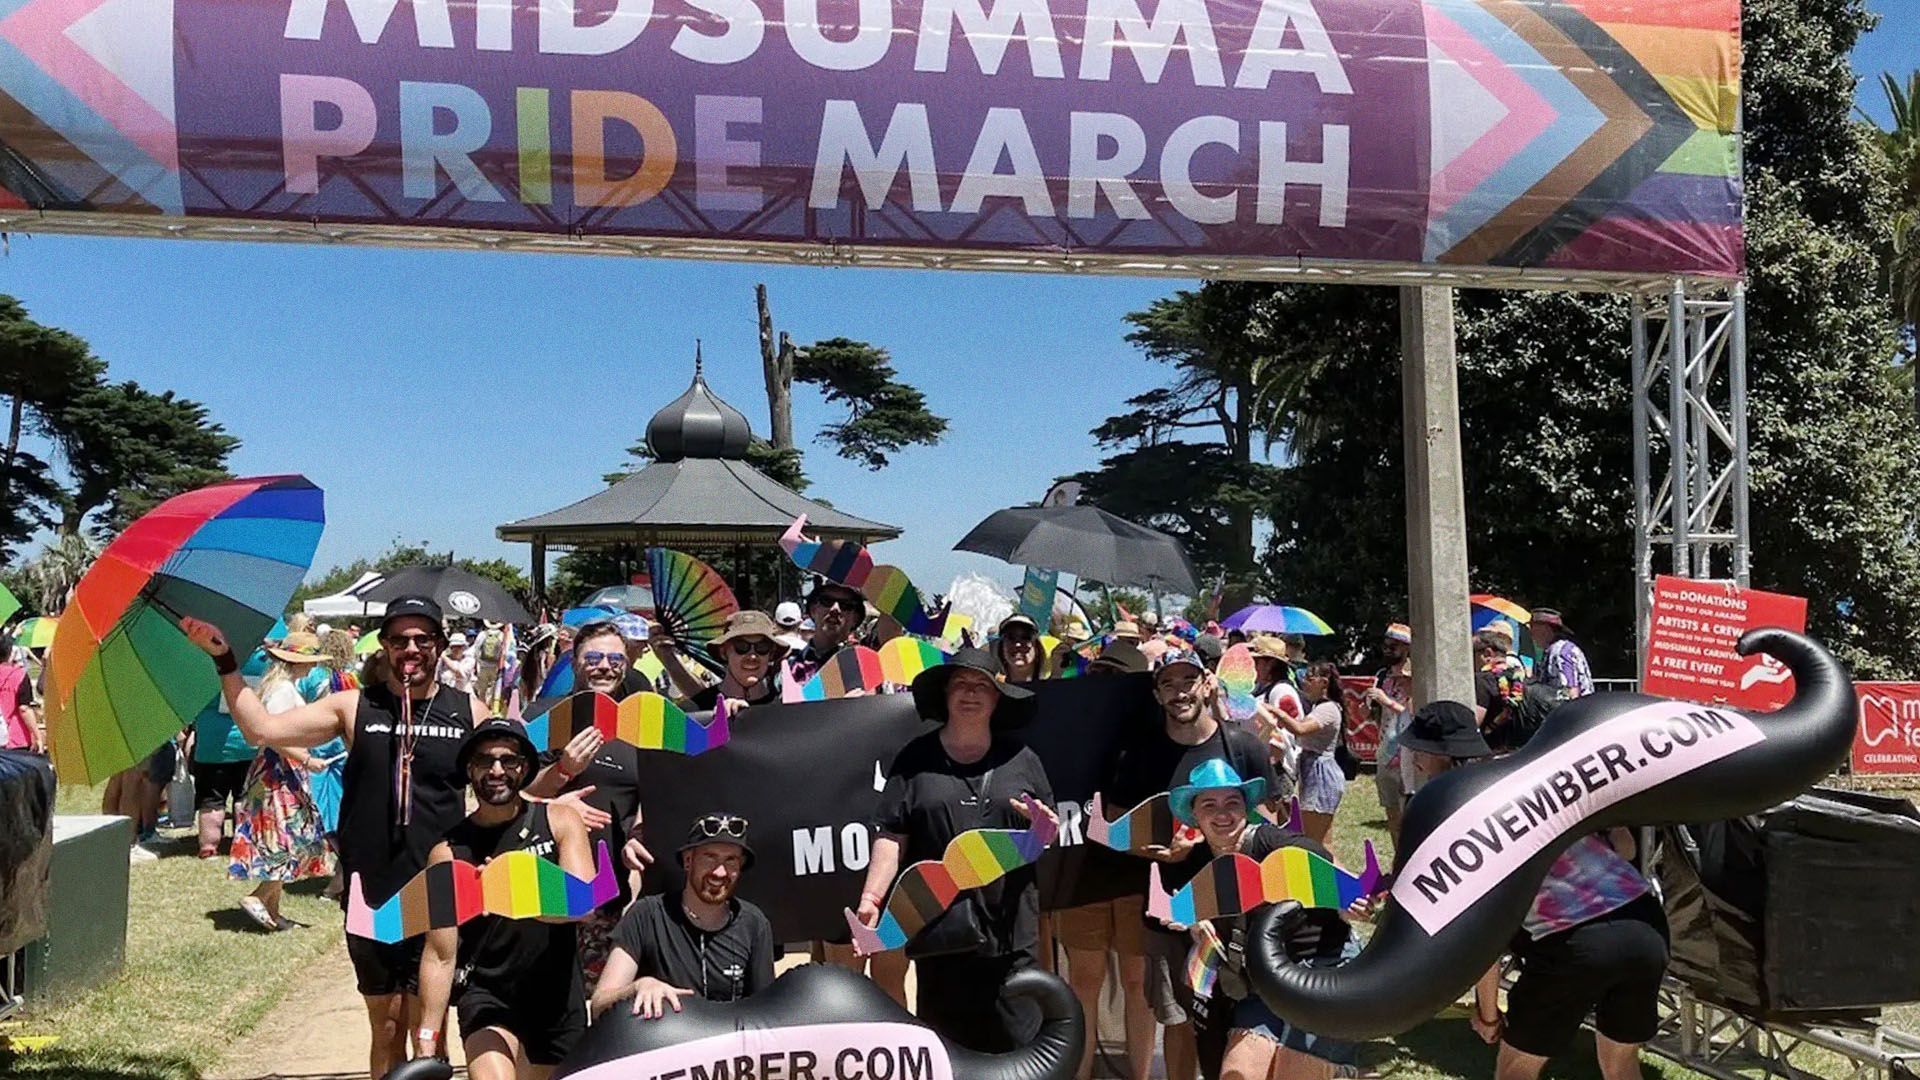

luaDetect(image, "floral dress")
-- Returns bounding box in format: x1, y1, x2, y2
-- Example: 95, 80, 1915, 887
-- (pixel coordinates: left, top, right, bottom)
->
228, 682, 333, 882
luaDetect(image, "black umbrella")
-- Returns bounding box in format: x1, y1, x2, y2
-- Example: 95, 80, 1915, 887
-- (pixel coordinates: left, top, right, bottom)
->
361, 566, 534, 624
953, 505, 1200, 594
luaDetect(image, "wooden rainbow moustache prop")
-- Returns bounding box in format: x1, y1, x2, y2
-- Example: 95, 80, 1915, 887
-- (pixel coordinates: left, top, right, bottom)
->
846, 796, 1057, 956
525, 691, 730, 755
1146, 841, 1382, 926
781, 516, 950, 637
347, 841, 618, 943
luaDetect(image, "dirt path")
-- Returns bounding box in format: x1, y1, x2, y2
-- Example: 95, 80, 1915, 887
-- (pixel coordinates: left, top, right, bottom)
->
207, 942, 466, 1080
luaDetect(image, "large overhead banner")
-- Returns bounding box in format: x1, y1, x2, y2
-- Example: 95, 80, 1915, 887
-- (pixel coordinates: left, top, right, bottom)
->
0, 0, 1741, 280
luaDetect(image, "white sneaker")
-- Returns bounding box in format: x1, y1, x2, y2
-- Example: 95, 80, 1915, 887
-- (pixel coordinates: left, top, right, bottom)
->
129, 845, 160, 864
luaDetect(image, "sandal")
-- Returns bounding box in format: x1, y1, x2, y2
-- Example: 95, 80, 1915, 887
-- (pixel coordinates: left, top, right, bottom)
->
240, 896, 277, 932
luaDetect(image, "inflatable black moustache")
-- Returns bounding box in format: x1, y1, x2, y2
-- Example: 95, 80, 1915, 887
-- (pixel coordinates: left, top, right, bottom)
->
1248, 628, 1856, 1041
386, 964, 1083, 1080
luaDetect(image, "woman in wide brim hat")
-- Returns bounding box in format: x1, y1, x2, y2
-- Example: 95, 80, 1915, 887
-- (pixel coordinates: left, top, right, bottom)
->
909, 646, 1036, 728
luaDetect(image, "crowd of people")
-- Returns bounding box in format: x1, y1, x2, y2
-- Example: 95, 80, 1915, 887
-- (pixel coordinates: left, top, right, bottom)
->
0, 580, 1643, 1080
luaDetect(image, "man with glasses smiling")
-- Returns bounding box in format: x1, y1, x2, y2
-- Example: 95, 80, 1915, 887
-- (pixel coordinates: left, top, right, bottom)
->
590, 812, 776, 1020
785, 578, 870, 685
418, 717, 595, 1080
181, 595, 488, 1080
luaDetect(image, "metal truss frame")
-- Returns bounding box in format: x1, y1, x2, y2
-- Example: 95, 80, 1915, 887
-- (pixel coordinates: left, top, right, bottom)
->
1631, 279, 1752, 671
0, 207, 1727, 296
1647, 981, 1920, 1080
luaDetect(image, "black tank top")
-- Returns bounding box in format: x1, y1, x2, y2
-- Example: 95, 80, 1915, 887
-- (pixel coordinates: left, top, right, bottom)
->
338, 684, 476, 906
444, 802, 582, 1008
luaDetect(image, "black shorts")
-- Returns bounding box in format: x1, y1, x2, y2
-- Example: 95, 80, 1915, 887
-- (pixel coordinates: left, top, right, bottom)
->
1505, 895, 1669, 1057
346, 933, 423, 997
147, 741, 178, 786
456, 990, 586, 1065
191, 759, 251, 812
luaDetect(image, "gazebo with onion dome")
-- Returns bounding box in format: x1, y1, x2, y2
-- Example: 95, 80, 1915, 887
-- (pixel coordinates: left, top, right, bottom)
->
498, 351, 900, 602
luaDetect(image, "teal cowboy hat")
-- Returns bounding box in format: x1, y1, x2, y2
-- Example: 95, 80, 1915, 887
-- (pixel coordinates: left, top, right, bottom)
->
1169, 758, 1267, 828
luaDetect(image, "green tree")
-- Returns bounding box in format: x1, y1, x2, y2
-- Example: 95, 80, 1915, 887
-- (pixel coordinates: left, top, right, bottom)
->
0, 296, 104, 559
1136, 0, 1920, 678
793, 338, 949, 469
52, 380, 238, 539
1862, 70, 1919, 412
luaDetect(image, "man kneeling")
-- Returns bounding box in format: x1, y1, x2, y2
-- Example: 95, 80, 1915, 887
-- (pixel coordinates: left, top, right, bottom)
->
591, 813, 777, 1019
417, 718, 593, 1080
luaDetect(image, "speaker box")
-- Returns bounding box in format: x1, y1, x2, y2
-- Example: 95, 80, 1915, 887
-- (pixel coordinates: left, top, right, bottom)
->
19, 815, 131, 1005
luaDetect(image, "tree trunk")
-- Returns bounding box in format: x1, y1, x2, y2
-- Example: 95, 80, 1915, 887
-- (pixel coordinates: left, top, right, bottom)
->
1228, 375, 1256, 593
0, 393, 20, 512
757, 284, 795, 450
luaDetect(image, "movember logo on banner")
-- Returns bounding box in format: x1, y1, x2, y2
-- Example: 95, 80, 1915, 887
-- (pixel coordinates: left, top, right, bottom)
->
633, 674, 1159, 941
562, 1023, 951, 1080
1393, 700, 1764, 934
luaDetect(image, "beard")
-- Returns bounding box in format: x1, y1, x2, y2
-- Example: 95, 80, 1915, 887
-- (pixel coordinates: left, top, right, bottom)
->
694, 876, 736, 904
476, 778, 519, 805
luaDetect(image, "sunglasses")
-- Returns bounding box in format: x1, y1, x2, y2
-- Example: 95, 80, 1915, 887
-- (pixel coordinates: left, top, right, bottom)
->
383, 633, 441, 650
811, 596, 862, 613
579, 650, 627, 669
1002, 628, 1038, 643
729, 640, 779, 658
469, 752, 528, 773
690, 814, 749, 839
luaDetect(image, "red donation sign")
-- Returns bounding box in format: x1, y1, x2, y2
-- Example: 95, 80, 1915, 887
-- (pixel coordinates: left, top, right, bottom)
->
1642, 575, 1808, 711
1339, 675, 1379, 765
1851, 683, 1920, 775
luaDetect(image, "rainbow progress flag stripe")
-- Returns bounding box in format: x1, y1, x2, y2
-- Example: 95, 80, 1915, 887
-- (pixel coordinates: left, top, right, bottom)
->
1086, 792, 1177, 856
781, 516, 949, 637
525, 691, 730, 756
346, 841, 617, 943
1149, 842, 1382, 927
847, 796, 1057, 955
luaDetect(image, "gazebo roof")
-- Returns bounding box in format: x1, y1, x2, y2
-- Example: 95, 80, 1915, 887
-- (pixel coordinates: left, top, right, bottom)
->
498, 354, 900, 547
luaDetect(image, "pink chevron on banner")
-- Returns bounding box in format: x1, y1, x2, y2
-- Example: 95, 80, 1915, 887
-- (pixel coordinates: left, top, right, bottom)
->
1423, 3, 1553, 225
0, 0, 177, 170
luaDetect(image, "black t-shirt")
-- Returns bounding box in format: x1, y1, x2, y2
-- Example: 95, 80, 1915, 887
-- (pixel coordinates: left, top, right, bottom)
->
1105, 720, 1281, 812
611, 894, 776, 1003
688, 680, 778, 712
443, 802, 584, 1011
540, 684, 643, 910
874, 732, 1056, 958
339, 685, 476, 906
1165, 824, 1350, 995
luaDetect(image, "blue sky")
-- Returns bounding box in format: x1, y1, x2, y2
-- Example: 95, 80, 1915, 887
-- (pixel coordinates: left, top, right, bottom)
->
4, 2, 1914, 601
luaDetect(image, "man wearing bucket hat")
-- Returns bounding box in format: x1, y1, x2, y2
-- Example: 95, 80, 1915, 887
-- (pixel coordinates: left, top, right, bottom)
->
591, 812, 777, 1021
855, 646, 1058, 1053
656, 610, 789, 713
1156, 759, 1364, 1080
417, 717, 595, 1077
786, 577, 870, 686
1096, 647, 1283, 1080
183, 595, 494, 1080
1527, 608, 1593, 699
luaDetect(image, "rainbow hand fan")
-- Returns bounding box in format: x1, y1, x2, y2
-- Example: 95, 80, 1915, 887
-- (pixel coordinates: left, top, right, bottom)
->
526, 691, 729, 755
785, 646, 886, 702
346, 841, 617, 942
646, 548, 739, 645
781, 516, 950, 637
1217, 644, 1258, 723
1147, 841, 1382, 927
846, 796, 1057, 956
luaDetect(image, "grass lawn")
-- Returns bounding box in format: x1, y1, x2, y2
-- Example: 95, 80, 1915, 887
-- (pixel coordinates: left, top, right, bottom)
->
0, 783, 343, 1080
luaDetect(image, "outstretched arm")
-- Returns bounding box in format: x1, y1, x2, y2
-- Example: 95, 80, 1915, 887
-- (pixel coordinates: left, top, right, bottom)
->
180, 618, 350, 749
416, 842, 459, 1057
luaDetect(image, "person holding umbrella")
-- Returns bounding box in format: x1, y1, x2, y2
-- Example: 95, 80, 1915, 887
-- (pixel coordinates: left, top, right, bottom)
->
181, 597, 604, 1080
854, 647, 1058, 1053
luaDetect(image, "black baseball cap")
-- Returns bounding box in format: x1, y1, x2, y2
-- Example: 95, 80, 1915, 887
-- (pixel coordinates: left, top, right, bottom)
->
379, 595, 445, 638
456, 717, 540, 773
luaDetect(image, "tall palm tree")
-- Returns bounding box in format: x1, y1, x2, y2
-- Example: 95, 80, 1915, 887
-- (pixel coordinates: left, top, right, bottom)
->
24, 532, 95, 614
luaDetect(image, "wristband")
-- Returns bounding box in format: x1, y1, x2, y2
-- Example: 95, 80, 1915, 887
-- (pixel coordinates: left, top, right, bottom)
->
213, 650, 239, 676
415, 1027, 438, 1047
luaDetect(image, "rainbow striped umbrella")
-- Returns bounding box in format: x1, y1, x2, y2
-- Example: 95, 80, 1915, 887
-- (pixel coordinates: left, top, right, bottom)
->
0, 582, 19, 626
1470, 594, 1531, 631
1220, 605, 1335, 636
45, 476, 324, 785
15, 616, 58, 649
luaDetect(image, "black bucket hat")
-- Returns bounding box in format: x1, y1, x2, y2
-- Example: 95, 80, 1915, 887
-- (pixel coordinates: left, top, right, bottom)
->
678, 812, 755, 868
456, 717, 540, 774
379, 595, 446, 639
1397, 701, 1492, 760
910, 645, 1036, 727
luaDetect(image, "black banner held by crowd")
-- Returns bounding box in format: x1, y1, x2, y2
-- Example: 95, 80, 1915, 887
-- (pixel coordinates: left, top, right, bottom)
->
633, 673, 1162, 942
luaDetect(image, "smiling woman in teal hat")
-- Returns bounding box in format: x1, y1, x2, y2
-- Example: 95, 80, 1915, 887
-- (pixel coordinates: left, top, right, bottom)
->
1159, 759, 1366, 1080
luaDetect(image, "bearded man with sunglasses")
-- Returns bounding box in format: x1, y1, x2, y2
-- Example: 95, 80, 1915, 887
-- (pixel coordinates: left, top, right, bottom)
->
590, 812, 776, 1020
526, 620, 653, 994
181, 596, 487, 1080
785, 578, 869, 685
418, 717, 595, 1080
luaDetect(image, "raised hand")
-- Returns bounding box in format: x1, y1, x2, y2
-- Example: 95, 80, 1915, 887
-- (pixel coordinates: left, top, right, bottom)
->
179, 616, 230, 658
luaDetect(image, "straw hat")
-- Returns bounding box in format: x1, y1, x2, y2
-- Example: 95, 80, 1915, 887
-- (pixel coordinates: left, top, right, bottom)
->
265, 631, 328, 665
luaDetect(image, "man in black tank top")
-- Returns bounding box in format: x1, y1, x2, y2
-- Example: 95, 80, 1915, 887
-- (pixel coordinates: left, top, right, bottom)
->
417, 718, 593, 1080
183, 595, 489, 1080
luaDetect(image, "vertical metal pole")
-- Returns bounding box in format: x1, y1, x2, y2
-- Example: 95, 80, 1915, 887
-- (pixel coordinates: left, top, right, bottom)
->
1689, 300, 1710, 577
1729, 284, 1753, 586
1630, 297, 1652, 676
1666, 280, 1689, 576
1399, 286, 1476, 707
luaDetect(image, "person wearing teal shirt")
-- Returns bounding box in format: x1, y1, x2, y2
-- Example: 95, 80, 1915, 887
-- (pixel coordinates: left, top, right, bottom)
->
191, 649, 265, 858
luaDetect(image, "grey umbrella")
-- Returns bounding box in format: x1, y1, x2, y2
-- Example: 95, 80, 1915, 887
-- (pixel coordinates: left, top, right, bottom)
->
953, 506, 1200, 594
361, 566, 534, 624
